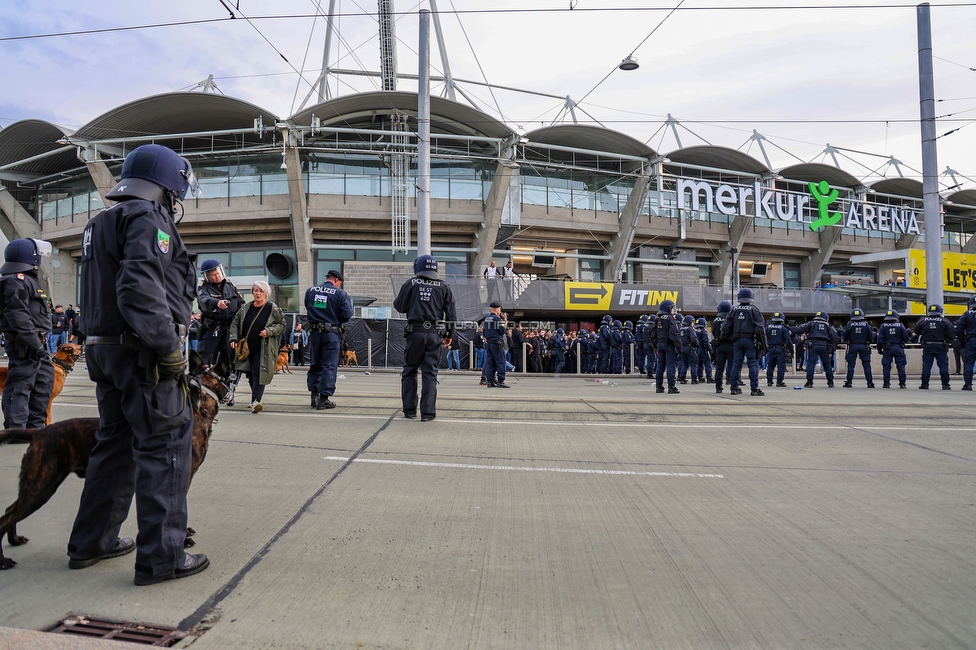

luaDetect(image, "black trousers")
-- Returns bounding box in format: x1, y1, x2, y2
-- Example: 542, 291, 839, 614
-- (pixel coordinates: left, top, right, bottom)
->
401, 331, 443, 417
1, 341, 53, 429
68, 345, 193, 578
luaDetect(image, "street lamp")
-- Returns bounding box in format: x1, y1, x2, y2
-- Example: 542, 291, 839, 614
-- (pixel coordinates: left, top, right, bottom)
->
618, 55, 639, 71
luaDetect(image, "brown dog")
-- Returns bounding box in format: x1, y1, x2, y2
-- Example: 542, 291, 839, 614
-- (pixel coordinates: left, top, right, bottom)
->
341, 349, 359, 368
0, 349, 231, 569
0, 343, 84, 425
275, 343, 292, 374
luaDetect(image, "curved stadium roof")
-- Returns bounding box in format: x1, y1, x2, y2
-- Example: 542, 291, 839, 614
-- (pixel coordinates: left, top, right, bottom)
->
0, 119, 78, 178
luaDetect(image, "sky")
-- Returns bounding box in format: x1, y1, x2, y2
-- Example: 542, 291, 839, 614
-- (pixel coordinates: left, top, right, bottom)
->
1, 0, 975, 188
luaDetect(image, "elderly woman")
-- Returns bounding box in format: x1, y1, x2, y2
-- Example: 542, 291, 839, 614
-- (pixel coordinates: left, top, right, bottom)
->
229, 280, 285, 413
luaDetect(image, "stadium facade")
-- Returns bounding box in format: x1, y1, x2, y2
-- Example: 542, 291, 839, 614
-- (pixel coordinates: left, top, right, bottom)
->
2, 90, 975, 324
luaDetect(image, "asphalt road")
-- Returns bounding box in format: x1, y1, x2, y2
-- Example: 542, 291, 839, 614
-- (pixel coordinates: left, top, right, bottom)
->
1, 366, 975, 649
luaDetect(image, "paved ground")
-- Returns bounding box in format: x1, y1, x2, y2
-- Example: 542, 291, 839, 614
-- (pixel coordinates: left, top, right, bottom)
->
1, 365, 975, 649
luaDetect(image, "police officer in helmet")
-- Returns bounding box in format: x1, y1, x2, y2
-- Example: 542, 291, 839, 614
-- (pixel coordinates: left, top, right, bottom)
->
954, 295, 976, 390
196, 258, 244, 403
913, 303, 955, 389
876, 310, 911, 388
393, 255, 457, 421
68, 143, 209, 585
842, 308, 876, 388
792, 310, 839, 388
655, 299, 682, 394
720, 287, 766, 396
765, 312, 793, 388
712, 301, 734, 393
0, 238, 55, 430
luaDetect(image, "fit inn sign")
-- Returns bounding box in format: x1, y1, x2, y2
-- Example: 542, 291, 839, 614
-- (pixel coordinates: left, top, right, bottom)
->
674, 178, 922, 235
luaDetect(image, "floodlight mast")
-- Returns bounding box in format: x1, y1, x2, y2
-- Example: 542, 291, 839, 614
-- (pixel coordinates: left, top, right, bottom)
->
918, 3, 943, 308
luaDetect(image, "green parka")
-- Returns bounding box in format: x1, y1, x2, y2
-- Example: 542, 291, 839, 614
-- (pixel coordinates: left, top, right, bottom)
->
229, 300, 285, 385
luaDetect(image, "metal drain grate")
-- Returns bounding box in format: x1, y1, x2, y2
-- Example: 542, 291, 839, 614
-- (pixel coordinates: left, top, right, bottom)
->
49, 615, 186, 647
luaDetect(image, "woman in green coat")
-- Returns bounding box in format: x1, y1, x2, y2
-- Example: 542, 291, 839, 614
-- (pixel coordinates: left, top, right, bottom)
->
229, 280, 285, 413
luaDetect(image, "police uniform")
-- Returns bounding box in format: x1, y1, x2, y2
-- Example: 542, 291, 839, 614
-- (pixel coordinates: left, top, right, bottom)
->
655, 301, 682, 393
954, 298, 976, 390
552, 329, 568, 374
393, 256, 457, 420
305, 270, 354, 408
635, 316, 648, 374
877, 311, 911, 388
913, 306, 955, 389
842, 310, 876, 387
792, 312, 838, 387
644, 315, 658, 378
0, 249, 54, 429
196, 268, 244, 366
621, 322, 634, 374
765, 314, 793, 387
482, 304, 508, 387
598, 316, 613, 374
678, 316, 699, 384
721, 289, 765, 395
694, 319, 714, 383
67, 144, 204, 584
711, 304, 733, 393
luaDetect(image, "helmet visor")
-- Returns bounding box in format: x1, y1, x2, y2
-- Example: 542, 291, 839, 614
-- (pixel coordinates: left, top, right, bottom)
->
182, 162, 203, 199
31, 239, 53, 258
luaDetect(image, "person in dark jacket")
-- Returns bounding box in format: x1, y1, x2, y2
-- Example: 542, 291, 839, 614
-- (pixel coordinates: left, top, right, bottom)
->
0, 238, 54, 430
955, 295, 976, 390
711, 301, 734, 393
67, 144, 208, 585
694, 318, 713, 383
678, 315, 699, 384
765, 312, 793, 387
792, 311, 839, 388
913, 303, 955, 389
842, 308, 876, 388
721, 287, 766, 396
196, 259, 244, 365
655, 300, 682, 394
876, 309, 911, 389
305, 269, 354, 409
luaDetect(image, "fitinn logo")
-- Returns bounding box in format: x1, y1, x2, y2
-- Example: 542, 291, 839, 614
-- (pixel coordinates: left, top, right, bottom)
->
675, 178, 920, 235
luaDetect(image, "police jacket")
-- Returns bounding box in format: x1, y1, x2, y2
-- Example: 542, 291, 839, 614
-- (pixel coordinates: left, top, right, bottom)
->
644, 319, 657, 346
79, 198, 195, 356
721, 304, 765, 341
877, 321, 911, 350
599, 323, 612, 345
482, 312, 506, 342
679, 325, 699, 348
792, 319, 838, 346
622, 329, 634, 348
764, 322, 792, 348
305, 282, 353, 327
695, 327, 712, 352
913, 315, 955, 345
393, 275, 457, 338
656, 313, 682, 348
0, 269, 52, 352
955, 308, 976, 342
197, 279, 244, 326
553, 333, 567, 352
712, 314, 732, 345
842, 320, 876, 345
634, 322, 646, 345
610, 326, 623, 348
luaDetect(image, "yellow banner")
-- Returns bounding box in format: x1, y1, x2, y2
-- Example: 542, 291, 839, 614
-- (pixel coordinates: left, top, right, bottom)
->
906, 250, 974, 315
564, 282, 613, 311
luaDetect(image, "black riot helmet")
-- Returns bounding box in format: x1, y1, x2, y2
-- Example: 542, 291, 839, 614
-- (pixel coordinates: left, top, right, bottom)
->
0, 238, 52, 275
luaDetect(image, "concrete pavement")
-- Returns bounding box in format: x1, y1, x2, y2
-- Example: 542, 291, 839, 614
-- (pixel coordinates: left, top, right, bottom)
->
1, 365, 975, 649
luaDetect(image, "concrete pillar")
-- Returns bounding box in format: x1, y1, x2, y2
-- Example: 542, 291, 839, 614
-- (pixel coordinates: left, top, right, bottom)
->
800, 226, 844, 287
283, 145, 314, 307
0, 188, 76, 302
473, 161, 515, 273
607, 175, 651, 282
715, 216, 754, 286
85, 159, 118, 204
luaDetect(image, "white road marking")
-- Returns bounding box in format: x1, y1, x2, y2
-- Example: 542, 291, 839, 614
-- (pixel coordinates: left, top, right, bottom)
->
324, 456, 724, 479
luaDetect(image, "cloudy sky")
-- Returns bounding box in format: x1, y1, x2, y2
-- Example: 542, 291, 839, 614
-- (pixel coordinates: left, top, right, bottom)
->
2, 1, 974, 186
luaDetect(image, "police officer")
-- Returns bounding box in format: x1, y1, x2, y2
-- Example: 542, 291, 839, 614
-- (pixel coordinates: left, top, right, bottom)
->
67, 144, 208, 585
954, 296, 976, 391
644, 314, 658, 379
305, 269, 353, 409
792, 311, 838, 388
196, 260, 243, 364
876, 309, 911, 389
393, 255, 457, 421
721, 287, 765, 396
610, 319, 624, 374
598, 315, 613, 373
635, 315, 648, 374
482, 301, 510, 388
694, 317, 713, 383
621, 321, 635, 374
842, 308, 876, 388
678, 314, 699, 384
712, 301, 734, 394
552, 327, 568, 374
655, 299, 682, 394
765, 312, 793, 387
0, 238, 54, 430
913, 303, 955, 389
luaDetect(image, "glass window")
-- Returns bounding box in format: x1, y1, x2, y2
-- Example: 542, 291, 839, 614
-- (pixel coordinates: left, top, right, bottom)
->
580, 259, 603, 281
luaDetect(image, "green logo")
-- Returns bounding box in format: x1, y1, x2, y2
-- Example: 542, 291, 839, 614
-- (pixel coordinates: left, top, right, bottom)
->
808, 181, 843, 231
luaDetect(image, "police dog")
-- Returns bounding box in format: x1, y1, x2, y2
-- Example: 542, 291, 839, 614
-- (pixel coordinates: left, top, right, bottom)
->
0, 342, 83, 426
0, 349, 231, 569
275, 343, 292, 374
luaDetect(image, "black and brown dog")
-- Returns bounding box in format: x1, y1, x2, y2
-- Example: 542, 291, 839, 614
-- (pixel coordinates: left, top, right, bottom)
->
0, 349, 231, 569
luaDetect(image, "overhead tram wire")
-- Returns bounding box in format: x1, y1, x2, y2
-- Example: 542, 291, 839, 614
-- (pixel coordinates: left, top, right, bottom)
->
9, 4, 976, 42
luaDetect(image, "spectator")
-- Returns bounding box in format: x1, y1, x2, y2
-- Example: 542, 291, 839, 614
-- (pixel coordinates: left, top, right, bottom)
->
229, 280, 286, 414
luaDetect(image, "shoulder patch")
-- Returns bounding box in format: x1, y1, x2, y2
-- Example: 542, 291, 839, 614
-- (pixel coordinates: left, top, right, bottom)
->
16, 273, 24, 280
156, 229, 171, 254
